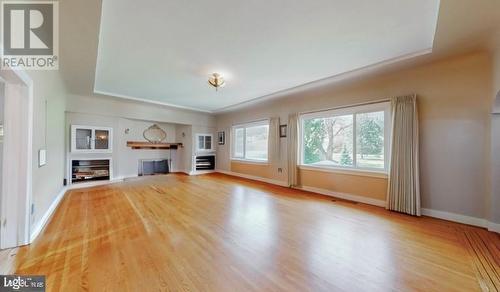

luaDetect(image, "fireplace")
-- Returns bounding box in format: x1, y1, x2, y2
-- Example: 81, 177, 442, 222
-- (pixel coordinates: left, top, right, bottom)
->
139, 159, 169, 176
72, 159, 110, 184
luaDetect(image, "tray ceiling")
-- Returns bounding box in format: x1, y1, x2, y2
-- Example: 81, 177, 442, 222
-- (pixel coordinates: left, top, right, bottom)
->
94, 0, 440, 112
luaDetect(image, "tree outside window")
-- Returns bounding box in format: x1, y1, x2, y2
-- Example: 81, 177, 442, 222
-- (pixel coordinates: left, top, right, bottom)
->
302, 108, 386, 170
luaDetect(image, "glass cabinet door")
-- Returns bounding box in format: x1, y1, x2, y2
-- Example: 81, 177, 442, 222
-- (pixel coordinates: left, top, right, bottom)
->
75, 128, 92, 150
94, 129, 110, 150
196, 134, 213, 151
198, 135, 204, 150
204, 135, 212, 150
72, 125, 112, 153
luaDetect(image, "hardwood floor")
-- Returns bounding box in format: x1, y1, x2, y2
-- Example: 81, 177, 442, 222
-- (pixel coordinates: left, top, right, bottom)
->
2, 173, 499, 291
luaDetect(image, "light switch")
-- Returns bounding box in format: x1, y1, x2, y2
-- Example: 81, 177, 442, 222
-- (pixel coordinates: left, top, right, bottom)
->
39, 149, 47, 167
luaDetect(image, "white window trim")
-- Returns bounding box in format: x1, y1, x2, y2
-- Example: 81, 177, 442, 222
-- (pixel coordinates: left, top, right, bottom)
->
299, 102, 391, 174
231, 119, 270, 163
195, 133, 214, 152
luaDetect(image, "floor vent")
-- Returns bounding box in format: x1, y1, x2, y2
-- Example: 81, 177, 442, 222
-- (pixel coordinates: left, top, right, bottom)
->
150, 185, 167, 194
331, 199, 358, 204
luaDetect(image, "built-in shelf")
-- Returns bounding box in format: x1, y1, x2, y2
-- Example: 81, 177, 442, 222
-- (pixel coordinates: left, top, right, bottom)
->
72, 159, 110, 184
126, 141, 183, 150
195, 155, 215, 171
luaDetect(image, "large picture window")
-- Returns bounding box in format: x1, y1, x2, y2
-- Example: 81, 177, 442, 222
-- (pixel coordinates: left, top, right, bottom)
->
300, 102, 390, 172
232, 120, 269, 162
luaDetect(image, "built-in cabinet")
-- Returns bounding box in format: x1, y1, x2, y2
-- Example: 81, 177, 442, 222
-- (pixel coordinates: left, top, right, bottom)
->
195, 133, 213, 152
192, 133, 216, 174
194, 155, 215, 171
71, 125, 113, 153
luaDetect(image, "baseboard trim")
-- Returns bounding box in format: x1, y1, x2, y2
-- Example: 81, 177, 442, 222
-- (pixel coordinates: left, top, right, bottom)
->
68, 177, 127, 190
189, 170, 216, 176
216, 169, 288, 187
487, 221, 500, 233
297, 185, 386, 207
421, 208, 486, 227
30, 187, 67, 243
422, 208, 499, 233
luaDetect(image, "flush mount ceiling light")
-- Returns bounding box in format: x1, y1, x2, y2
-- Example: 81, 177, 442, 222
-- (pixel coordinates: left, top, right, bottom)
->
208, 73, 225, 91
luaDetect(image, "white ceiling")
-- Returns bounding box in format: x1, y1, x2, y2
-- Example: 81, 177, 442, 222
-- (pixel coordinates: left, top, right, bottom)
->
94, 0, 440, 112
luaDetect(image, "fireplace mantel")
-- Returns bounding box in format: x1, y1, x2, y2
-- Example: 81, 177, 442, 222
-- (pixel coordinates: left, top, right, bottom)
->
126, 141, 183, 150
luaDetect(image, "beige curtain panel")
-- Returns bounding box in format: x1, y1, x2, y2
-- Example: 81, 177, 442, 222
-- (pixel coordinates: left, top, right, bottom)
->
225, 126, 231, 163
387, 94, 421, 216
288, 113, 299, 187
268, 117, 280, 166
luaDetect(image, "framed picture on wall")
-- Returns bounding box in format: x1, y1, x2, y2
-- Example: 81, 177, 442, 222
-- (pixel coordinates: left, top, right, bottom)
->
218, 131, 225, 145
280, 125, 287, 138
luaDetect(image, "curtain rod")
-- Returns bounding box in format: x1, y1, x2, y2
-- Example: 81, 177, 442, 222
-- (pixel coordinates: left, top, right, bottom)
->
299, 98, 391, 116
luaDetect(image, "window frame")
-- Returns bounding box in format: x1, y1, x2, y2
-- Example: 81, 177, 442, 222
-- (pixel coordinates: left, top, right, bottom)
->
299, 102, 391, 173
231, 119, 270, 163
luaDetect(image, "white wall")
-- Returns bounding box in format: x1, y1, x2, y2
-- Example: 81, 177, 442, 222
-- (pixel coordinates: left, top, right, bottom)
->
490, 47, 500, 224
26, 70, 67, 231
175, 125, 192, 173
66, 112, 185, 180
491, 115, 500, 224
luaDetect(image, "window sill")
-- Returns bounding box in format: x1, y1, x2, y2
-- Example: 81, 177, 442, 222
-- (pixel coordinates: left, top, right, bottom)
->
231, 159, 269, 165
298, 165, 388, 178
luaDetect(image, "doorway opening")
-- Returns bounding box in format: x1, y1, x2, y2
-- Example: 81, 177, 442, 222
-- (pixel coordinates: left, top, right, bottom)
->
0, 69, 33, 249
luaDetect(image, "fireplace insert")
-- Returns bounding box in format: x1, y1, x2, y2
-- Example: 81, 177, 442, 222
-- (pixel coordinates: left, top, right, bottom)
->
139, 159, 170, 176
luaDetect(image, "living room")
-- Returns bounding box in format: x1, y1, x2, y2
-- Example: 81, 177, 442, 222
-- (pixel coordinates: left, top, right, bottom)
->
0, 0, 499, 291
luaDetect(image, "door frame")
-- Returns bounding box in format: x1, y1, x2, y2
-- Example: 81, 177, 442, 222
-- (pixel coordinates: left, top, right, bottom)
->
0, 66, 33, 249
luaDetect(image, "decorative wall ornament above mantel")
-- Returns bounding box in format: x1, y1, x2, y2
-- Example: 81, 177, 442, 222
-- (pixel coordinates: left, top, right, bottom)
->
143, 124, 167, 143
